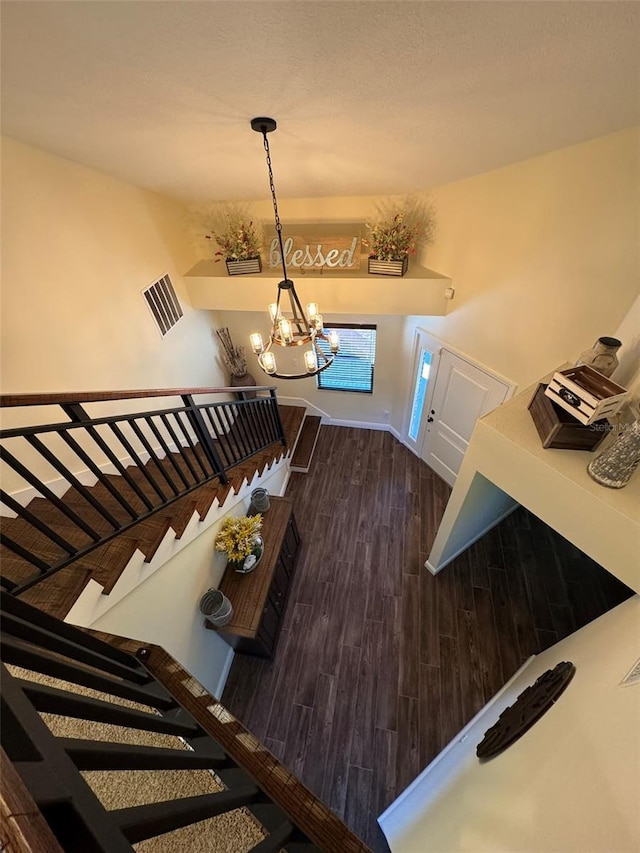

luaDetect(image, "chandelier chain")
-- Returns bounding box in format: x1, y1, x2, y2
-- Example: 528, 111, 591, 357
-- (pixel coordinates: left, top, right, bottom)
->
250, 117, 338, 379
262, 130, 289, 283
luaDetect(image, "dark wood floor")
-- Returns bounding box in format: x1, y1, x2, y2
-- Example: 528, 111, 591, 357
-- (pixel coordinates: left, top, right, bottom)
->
222, 425, 634, 852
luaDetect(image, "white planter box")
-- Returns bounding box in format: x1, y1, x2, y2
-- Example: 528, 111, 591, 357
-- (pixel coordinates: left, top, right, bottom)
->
544, 365, 628, 425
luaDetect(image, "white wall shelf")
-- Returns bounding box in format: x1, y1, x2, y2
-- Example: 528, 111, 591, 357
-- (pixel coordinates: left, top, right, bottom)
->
184, 259, 452, 316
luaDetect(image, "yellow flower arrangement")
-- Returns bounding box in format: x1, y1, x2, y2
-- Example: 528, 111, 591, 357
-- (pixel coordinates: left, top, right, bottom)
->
214, 514, 262, 563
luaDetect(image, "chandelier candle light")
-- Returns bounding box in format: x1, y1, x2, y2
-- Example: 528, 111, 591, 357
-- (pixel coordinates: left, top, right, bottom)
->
248, 117, 339, 380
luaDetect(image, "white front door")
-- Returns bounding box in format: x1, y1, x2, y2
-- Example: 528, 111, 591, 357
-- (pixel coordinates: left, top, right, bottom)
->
420, 348, 512, 486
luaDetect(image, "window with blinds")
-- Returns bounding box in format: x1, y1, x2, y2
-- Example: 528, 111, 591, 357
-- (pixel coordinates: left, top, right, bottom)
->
316, 323, 377, 393
142, 274, 183, 336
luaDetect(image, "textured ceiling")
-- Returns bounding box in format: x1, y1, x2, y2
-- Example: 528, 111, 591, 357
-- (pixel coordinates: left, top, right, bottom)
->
1, 1, 639, 203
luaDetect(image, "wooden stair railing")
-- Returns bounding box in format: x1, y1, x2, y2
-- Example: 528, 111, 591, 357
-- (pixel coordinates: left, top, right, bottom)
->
0, 386, 286, 596
0, 592, 371, 853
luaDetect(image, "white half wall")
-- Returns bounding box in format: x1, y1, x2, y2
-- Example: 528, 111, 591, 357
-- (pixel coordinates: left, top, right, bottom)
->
425, 473, 517, 573
428, 376, 640, 590
613, 293, 640, 401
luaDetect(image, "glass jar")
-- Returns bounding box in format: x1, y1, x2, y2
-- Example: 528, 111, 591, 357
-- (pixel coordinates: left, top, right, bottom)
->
587, 420, 640, 489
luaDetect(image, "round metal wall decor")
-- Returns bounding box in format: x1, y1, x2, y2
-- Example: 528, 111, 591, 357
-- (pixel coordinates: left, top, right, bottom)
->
476, 661, 576, 760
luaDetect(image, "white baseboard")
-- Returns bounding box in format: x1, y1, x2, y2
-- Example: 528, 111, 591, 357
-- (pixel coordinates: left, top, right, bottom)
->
214, 646, 236, 700
276, 394, 397, 434
327, 418, 390, 431
425, 503, 518, 575
378, 655, 535, 842
279, 465, 292, 495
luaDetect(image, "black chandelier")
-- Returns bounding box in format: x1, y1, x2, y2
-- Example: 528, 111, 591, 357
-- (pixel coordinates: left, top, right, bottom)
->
248, 117, 339, 379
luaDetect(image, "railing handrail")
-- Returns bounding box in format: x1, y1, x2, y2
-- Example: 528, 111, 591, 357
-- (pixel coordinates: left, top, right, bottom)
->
1, 388, 286, 596
0, 385, 276, 408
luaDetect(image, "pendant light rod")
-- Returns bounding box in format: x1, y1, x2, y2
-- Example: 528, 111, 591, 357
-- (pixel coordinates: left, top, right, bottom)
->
249, 116, 339, 380
251, 117, 290, 287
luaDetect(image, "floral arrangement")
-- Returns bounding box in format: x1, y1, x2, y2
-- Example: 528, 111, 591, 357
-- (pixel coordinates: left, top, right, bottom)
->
206, 214, 261, 262
216, 327, 247, 378
214, 514, 262, 563
364, 197, 436, 261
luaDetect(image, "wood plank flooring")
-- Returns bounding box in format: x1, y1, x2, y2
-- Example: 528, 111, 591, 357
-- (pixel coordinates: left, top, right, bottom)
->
222, 425, 634, 852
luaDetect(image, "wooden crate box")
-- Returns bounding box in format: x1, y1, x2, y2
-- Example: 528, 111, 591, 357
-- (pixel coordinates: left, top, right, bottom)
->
528, 383, 611, 450
544, 365, 627, 425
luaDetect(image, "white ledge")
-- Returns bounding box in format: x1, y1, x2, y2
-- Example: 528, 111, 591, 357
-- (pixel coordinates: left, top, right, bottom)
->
184, 260, 452, 316
428, 372, 640, 591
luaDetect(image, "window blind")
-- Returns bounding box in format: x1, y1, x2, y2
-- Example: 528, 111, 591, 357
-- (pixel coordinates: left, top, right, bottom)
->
316, 324, 377, 393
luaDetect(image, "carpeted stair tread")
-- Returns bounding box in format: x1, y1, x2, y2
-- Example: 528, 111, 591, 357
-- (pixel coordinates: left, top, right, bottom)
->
7, 665, 267, 852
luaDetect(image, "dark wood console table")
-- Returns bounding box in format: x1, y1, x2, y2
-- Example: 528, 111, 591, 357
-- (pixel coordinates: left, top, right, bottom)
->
204, 496, 300, 658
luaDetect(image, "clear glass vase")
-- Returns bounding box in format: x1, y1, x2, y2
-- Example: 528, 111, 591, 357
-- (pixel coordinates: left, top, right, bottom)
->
587, 420, 640, 489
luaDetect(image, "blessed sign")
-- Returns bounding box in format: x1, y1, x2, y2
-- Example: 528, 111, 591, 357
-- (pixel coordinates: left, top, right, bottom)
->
267, 235, 362, 271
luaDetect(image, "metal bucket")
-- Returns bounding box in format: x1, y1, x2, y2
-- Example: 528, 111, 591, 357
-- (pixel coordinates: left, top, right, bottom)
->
199, 588, 233, 628
248, 487, 270, 514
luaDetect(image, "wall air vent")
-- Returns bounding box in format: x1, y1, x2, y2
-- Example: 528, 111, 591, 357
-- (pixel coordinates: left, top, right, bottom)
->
142, 274, 183, 336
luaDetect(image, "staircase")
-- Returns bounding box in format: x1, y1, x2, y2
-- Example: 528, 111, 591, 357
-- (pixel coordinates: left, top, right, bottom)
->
1, 592, 371, 852
0, 392, 374, 853
0, 387, 306, 621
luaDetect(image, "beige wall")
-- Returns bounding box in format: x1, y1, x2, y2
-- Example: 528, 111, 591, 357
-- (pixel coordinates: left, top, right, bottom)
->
1, 137, 225, 397
416, 127, 639, 390
3, 127, 636, 433
393, 130, 639, 431
195, 129, 639, 430
614, 294, 640, 401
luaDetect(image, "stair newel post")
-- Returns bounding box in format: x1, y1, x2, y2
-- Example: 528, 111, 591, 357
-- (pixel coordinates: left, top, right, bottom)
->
269, 389, 287, 447
181, 395, 228, 484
